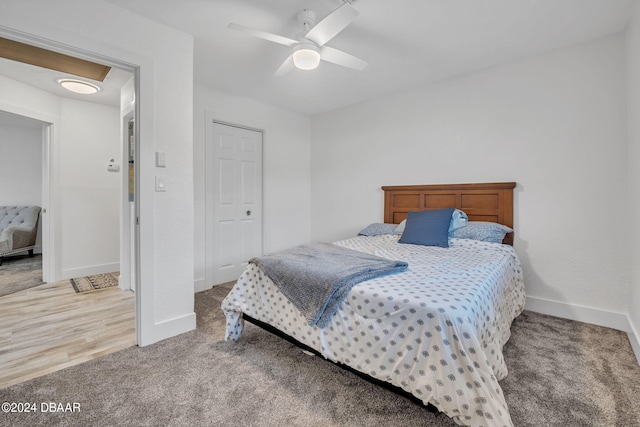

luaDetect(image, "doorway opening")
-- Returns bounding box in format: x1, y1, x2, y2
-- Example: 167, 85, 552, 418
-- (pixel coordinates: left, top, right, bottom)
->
0, 31, 139, 387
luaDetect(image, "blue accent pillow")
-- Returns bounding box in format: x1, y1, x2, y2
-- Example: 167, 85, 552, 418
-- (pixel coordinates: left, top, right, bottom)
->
394, 209, 468, 234
398, 208, 455, 247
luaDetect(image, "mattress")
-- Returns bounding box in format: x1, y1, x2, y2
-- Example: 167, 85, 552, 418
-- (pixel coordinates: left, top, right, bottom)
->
222, 234, 526, 427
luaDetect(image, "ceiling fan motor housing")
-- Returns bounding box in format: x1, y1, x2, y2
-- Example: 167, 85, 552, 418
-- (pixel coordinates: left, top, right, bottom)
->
298, 9, 316, 28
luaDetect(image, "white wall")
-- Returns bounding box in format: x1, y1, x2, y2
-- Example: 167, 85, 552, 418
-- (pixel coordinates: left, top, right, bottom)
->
311, 35, 629, 328
0, 0, 195, 346
0, 113, 42, 206
626, 2, 640, 362
0, 75, 121, 278
59, 98, 120, 278
193, 84, 311, 291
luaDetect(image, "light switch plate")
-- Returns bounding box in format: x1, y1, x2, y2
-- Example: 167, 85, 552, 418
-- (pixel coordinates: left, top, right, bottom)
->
108, 157, 119, 172
155, 176, 166, 192
155, 151, 166, 168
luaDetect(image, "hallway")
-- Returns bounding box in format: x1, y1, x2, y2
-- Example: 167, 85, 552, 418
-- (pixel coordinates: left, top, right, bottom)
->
0, 272, 135, 388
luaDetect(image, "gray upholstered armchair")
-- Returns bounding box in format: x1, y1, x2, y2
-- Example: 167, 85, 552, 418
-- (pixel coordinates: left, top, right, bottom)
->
0, 206, 41, 266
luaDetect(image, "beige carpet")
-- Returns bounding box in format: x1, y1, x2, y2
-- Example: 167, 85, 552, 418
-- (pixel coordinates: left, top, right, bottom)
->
70, 272, 120, 293
0, 254, 43, 297
0, 283, 639, 426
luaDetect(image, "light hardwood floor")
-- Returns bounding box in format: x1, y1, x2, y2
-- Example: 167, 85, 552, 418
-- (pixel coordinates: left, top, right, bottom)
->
0, 279, 135, 389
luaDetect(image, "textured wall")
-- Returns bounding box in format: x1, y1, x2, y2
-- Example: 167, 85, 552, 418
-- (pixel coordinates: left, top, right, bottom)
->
58, 99, 120, 277
311, 35, 629, 317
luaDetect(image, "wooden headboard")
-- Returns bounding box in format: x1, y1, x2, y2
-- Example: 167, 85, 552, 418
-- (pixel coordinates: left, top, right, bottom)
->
382, 182, 516, 245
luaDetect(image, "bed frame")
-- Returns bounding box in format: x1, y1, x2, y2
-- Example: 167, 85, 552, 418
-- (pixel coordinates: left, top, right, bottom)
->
243, 313, 436, 410
382, 182, 516, 245
242, 182, 516, 412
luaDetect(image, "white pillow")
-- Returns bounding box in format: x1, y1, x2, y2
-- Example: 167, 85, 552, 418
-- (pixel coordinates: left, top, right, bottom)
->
450, 221, 513, 243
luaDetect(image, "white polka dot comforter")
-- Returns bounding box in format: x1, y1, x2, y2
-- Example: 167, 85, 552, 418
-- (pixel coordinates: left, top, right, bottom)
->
222, 235, 526, 427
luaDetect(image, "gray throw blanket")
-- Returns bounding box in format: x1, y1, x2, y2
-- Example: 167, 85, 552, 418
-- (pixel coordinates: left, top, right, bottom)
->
250, 242, 408, 328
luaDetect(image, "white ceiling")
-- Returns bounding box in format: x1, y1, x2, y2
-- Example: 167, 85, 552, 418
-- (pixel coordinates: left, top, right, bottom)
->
0, 56, 132, 108
102, 0, 634, 116
0, 1, 634, 116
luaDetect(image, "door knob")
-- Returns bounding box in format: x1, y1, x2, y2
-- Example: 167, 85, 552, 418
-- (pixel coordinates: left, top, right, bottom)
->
246, 210, 252, 216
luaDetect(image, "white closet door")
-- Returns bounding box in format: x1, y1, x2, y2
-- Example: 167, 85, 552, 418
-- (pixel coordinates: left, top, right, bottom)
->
206, 121, 262, 285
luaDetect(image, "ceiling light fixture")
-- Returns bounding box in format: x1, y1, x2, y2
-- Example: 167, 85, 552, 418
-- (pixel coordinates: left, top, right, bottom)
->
57, 78, 101, 94
292, 43, 321, 70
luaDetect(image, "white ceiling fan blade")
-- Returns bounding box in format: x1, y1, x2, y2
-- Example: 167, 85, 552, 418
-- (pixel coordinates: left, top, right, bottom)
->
320, 46, 368, 71
304, 3, 358, 47
274, 55, 294, 76
228, 23, 297, 46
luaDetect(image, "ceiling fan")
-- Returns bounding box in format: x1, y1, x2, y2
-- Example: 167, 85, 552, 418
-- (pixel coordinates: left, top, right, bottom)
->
228, 1, 368, 76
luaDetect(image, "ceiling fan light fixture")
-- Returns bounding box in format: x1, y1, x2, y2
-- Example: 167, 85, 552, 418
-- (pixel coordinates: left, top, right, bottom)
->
292, 43, 321, 70
57, 78, 101, 94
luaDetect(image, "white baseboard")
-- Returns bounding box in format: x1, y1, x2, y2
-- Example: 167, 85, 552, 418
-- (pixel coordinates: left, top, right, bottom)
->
525, 296, 629, 331
525, 296, 639, 365
60, 262, 120, 281
627, 315, 640, 366
138, 312, 196, 347
194, 277, 210, 293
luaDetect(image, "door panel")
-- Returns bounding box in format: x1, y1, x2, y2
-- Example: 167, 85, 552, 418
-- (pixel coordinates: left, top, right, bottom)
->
241, 161, 256, 203
219, 158, 234, 205
206, 122, 262, 285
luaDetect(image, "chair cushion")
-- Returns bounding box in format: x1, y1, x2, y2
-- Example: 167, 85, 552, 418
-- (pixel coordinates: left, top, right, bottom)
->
0, 206, 41, 253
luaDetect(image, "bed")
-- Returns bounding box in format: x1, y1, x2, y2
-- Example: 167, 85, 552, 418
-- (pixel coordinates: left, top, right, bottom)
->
222, 182, 525, 427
